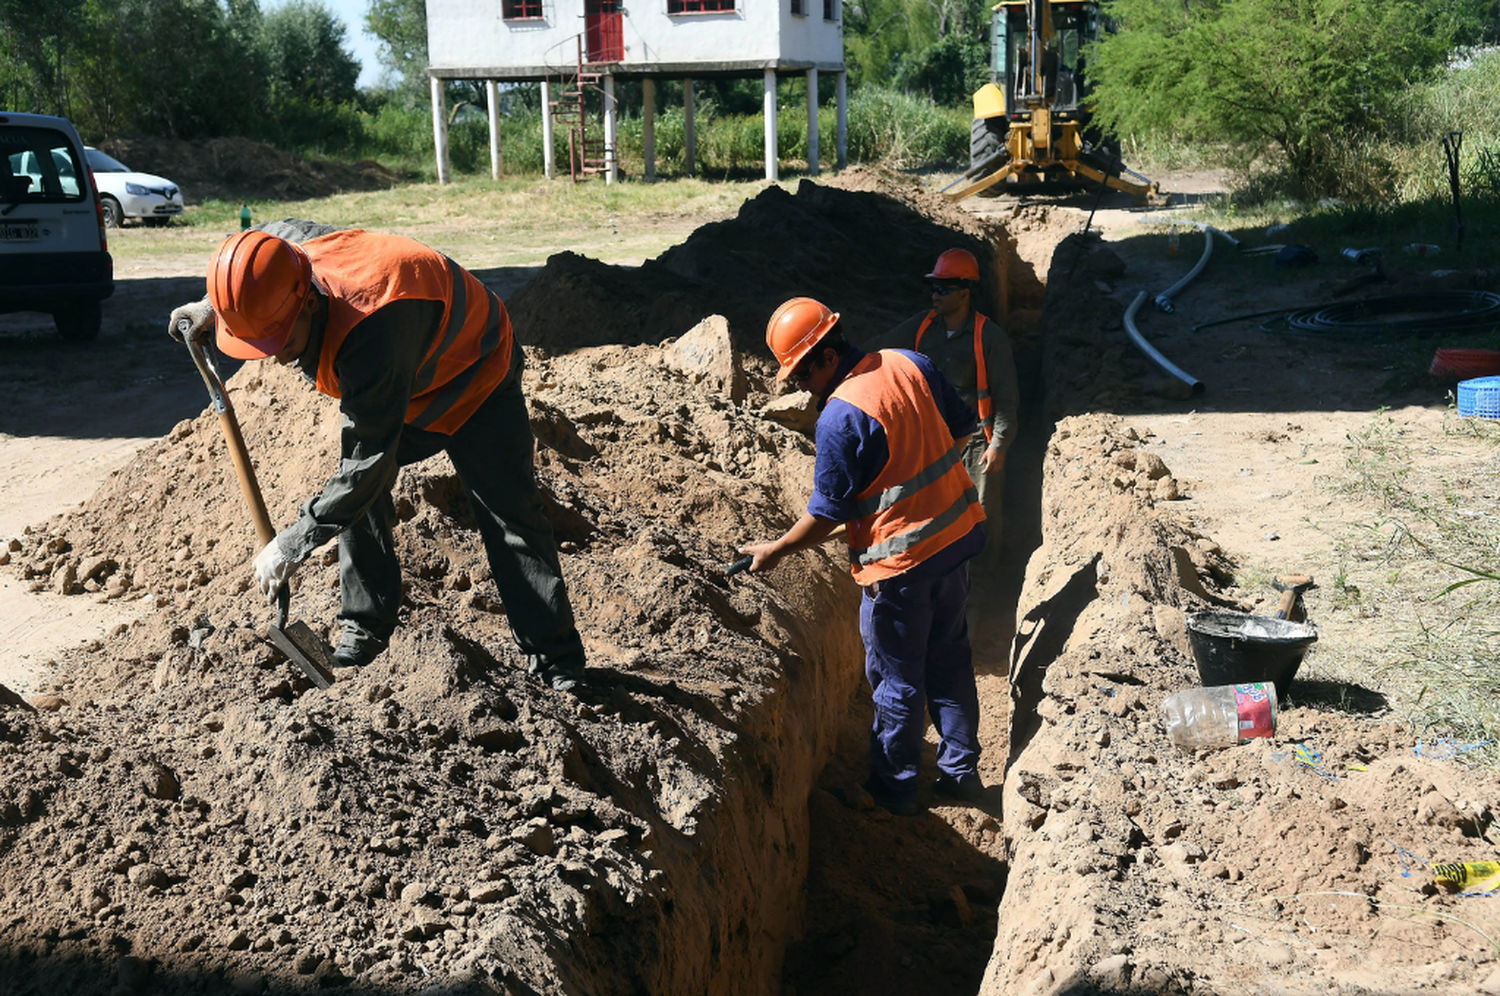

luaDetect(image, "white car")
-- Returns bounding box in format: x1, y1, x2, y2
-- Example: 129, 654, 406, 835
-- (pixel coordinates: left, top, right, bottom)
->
85, 147, 184, 227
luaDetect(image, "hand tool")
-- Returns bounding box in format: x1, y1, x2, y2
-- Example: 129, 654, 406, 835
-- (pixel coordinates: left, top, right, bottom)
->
724, 523, 848, 577
182, 327, 336, 688
1271, 574, 1314, 623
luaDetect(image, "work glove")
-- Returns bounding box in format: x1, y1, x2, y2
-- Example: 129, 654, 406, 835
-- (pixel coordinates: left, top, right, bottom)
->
253, 536, 300, 605
168, 298, 215, 345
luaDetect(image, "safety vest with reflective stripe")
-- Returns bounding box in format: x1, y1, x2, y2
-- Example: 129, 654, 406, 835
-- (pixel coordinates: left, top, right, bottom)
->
304, 230, 513, 436
830, 350, 986, 585
913, 310, 993, 444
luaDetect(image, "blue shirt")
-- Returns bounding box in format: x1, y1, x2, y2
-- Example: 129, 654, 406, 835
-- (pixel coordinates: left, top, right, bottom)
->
807, 347, 985, 577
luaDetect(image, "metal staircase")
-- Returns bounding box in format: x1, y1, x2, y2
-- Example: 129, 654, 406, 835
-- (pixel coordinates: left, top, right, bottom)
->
549, 36, 609, 182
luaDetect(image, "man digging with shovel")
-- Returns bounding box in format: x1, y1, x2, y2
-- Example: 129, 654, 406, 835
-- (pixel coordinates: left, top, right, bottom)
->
739, 297, 987, 814
169, 222, 589, 692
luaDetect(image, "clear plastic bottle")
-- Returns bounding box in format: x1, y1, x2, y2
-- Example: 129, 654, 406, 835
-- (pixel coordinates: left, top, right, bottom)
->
1167, 227, 1180, 257
1161, 682, 1277, 748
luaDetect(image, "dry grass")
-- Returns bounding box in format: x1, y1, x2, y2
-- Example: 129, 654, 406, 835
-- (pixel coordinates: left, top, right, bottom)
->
108, 175, 783, 278
1312, 411, 1500, 769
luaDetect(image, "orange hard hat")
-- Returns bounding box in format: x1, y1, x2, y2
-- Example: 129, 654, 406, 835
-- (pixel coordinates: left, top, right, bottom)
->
208, 230, 314, 360
766, 297, 840, 382
925, 248, 980, 283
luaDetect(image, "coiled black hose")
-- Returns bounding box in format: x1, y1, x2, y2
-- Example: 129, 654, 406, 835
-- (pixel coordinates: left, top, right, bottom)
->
1270, 291, 1500, 336
1188, 291, 1500, 338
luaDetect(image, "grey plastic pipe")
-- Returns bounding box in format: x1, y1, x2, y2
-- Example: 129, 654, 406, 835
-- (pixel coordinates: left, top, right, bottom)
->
1124, 290, 1204, 396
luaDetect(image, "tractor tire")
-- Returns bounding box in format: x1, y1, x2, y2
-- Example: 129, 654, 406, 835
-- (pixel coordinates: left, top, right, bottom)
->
970, 117, 1007, 173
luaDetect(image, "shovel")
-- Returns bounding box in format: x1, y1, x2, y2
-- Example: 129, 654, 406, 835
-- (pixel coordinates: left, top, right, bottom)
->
183, 332, 336, 689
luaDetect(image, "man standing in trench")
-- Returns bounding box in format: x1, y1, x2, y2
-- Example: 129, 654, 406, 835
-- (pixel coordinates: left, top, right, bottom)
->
169, 221, 588, 692
877, 248, 1018, 550
740, 297, 987, 813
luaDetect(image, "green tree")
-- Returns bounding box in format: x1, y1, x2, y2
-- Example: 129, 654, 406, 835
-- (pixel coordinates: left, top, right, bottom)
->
1089, 0, 1456, 195
261, 0, 359, 104
366, 0, 426, 97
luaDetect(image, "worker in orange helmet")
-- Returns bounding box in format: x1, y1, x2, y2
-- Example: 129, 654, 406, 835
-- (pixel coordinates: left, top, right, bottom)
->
875, 248, 1018, 551
741, 297, 988, 814
167, 221, 588, 692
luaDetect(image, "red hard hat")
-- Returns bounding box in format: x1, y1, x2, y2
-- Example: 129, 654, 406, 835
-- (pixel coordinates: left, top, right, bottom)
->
208, 230, 314, 360
766, 297, 840, 382
925, 248, 980, 282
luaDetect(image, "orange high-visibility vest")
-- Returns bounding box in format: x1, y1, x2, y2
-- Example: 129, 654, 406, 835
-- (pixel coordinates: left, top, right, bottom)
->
304, 231, 513, 435
914, 310, 993, 444
831, 350, 986, 585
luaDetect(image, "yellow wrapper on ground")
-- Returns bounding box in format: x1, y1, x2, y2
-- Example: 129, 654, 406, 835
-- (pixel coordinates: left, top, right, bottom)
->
1433, 860, 1500, 894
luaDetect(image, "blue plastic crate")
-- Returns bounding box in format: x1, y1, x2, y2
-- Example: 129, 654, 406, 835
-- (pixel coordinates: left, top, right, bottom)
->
1457, 376, 1500, 418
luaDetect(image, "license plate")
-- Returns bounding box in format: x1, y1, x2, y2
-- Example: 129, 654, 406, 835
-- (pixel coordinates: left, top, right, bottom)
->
0, 221, 39, 242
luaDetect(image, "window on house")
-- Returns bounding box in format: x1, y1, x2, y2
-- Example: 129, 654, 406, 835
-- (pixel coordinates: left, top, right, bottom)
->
667, 0, 735, 12
823, 0, 836, 20
790, 0, 804, 14
502, 0, 543, 18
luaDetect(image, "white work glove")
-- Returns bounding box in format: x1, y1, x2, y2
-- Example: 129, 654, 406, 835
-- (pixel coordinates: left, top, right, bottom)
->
168, 298, 215, 345
253, 536, 300, 604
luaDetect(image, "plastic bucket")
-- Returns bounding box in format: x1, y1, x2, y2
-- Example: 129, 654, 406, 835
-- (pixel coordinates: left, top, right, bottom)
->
1185, 611, 1317, 697
1430, 348, 1500, 380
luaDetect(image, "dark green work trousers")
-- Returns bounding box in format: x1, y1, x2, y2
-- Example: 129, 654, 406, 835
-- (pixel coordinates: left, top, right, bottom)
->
337, 363, 585, 674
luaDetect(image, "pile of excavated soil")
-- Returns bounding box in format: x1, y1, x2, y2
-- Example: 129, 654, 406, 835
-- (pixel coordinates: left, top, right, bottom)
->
97, 136, 407, 205
505, 167, 1031, 357
983, 234, 1500, 996
0, 171, 1026, 995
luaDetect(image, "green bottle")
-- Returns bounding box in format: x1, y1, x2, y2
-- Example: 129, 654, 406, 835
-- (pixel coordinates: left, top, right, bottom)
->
239, 204, 251, 231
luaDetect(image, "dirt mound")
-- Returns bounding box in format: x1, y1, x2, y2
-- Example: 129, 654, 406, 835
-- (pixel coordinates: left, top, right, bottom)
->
980, 237, 1500, 996
506, 167, 1021, 356
0, 167, 1022, 994
97, 135, 406, 205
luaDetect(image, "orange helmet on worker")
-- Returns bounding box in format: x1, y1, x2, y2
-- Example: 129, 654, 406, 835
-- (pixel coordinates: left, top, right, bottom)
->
766, 296, 840, 381
926, 247, 980, 283
208, 230, 315, 360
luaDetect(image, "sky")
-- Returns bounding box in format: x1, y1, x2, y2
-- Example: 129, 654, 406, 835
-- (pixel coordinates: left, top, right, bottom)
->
311, 0, 385, 89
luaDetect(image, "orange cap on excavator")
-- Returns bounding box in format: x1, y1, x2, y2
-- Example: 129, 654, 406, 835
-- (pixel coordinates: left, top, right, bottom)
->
208, 230, 314, 360
766, 297, 840, 382
926, 247, 980, 283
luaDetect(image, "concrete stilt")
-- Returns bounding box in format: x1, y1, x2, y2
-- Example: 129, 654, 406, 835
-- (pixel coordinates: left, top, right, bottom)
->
806, 67, 819, 176
642, 77, 656, 181
430, 75, 450, 185
541, 80, 555, 179
764, 68, 778, 182
486, 80, 502, 181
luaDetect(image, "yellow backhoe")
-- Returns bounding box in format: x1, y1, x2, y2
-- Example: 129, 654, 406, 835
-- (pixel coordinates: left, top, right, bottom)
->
946, 0, 1158, 203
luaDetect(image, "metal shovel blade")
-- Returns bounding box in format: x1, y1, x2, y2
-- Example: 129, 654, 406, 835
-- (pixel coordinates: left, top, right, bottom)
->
269, 589, 336, 689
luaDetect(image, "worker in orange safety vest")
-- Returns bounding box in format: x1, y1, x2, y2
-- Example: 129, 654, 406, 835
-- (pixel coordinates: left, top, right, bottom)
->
168, 222, 588, 691
740, 297, 988, 814
874, 248, 1018, 551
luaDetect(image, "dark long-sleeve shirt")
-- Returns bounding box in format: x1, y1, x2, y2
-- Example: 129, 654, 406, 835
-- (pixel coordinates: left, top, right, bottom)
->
873, 310, 1020, 454
240, 219, 449, 562
807, 347, 984, 578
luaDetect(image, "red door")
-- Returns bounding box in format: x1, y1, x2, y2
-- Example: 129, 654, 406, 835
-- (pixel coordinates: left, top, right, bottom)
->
586, 0, 624, 63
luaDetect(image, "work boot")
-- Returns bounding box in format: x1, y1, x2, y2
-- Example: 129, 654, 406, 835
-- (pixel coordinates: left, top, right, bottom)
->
933, 772, 985, 803
862, 778, 920, 817
526, 652, 587, 694
332, 627, 388, 668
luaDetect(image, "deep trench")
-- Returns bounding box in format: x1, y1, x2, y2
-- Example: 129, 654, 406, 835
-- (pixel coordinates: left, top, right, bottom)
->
778, 246, 1055, 996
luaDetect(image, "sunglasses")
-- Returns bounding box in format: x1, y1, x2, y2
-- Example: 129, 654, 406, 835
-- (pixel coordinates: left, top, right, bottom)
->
930, 283, 968, 296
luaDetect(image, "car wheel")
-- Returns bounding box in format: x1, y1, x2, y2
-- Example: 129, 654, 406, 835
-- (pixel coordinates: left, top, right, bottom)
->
53, 300, 102, 342
100, 195, 123, 229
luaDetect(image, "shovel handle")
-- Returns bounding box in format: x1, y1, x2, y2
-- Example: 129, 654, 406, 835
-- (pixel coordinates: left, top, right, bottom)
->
724, 555, 753, 578
185, 338, 276, 548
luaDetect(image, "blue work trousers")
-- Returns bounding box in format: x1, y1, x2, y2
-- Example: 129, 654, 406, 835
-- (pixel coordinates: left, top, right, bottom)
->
859, 561, 981, 802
